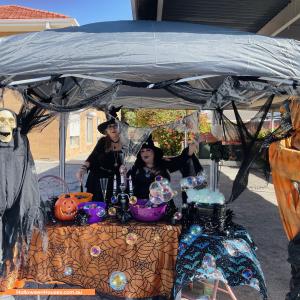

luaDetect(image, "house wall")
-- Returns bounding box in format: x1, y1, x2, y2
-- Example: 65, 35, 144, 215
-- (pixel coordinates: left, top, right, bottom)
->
65, 110, 106, 161
2, 88, 106, 161
0, 17, 106, 161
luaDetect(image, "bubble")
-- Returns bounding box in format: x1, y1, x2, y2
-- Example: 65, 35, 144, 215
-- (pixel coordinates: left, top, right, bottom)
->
109, 271, 127, 291
195, 171, 208, 186
108, 207, 117, 216
202, 254, 216, 271
129, 196, 137, 205
149, 182, 164, 197
190, 225, 202, 236
180, 176, 197, 190
64, 266, 73, 276
96, 208, 106, 218
173, 212, 182, 220
153, 234, 161, 242
90, 246, 101, 257
111, 196, 118, 204
161, 178, 170, 186
149, 195, 164, 205
242, 268, 253, 280
155, 175, 163, 182
162, 191, 173, 202
126, 233, 138, 245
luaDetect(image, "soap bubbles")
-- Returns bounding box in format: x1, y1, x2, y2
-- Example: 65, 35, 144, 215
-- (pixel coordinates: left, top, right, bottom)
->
242, 268, 253, 280
64, 266, 73, 276
173, 212, 183, 220
195, 171, 208, 188
202, 254, 216, 272
109, 271, 127, 291
149, 177, 176, 205
126, 233, 138, 245
149, 182, 164, 198
149, 196, 164, 205
180, 172, 208, 191
180, 176, 197, 190
90, 246, 102, 257
108, 207, 117, 216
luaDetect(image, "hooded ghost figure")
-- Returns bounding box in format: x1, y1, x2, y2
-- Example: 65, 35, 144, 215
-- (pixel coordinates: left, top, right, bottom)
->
0, 108, 42, 277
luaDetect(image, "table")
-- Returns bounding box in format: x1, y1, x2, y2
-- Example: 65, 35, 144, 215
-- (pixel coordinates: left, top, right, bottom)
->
173, 224, 267, 300
3, 221, 181, 299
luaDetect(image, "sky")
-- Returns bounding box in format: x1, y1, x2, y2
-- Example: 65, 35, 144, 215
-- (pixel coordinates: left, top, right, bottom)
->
0, 0, 133, 25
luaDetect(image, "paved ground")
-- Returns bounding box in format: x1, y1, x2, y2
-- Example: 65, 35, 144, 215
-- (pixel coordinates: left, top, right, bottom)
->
6, 159, 290, 300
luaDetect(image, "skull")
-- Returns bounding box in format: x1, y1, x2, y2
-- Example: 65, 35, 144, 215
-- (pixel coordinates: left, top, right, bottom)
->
0, 109, 16, 143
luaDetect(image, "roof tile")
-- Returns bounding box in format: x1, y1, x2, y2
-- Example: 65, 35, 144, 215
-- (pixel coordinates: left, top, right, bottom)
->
0, 5, 69, 19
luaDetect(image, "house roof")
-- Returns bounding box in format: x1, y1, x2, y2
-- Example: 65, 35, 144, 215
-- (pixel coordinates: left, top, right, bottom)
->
0, 5, 69, 20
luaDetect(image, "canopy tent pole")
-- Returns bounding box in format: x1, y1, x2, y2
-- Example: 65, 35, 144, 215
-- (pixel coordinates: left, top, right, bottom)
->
59, 113, 68, 188
271, 109, 274, 131
210, 160, 219, 191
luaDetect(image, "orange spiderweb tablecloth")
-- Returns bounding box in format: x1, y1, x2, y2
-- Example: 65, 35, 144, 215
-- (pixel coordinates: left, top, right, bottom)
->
8, 221, 181, 298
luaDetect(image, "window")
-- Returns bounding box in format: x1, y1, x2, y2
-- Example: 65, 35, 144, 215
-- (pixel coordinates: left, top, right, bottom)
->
87, 116, 93, 144
69, 113, 80, 148
70, 136, 80, 147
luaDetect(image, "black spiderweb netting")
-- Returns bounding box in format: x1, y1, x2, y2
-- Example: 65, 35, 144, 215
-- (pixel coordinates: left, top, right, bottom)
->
212, 95, 294, 203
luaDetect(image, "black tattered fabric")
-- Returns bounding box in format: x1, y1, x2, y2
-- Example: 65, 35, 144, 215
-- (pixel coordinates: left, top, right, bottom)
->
173, 224, 267, 299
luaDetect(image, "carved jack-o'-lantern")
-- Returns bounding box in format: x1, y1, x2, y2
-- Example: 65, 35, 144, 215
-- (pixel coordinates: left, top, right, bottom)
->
54, 194, 78, 221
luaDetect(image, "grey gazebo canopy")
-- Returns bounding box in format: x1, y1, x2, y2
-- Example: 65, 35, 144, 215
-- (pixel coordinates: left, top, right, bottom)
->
0, 20, 299, 110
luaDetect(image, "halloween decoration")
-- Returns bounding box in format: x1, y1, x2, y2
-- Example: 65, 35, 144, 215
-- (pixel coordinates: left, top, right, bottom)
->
0, 109, 16, 143
73, 209, 89, 226
54, 195, 78, 221
78, 202, 107, 224
0, 103, 55, 277
129, 199, 167, 222
59, 192, 93, 204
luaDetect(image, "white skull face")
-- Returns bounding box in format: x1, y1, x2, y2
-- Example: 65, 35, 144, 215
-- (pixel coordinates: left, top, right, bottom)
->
0, 109, 16, 143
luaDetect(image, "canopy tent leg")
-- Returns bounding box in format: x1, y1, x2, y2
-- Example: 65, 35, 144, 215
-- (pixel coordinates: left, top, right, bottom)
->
210, 160, 219, 191
59, 113, 68, 190
271, 109, 274, 131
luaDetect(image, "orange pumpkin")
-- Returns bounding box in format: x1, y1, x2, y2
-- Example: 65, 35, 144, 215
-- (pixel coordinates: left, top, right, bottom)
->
54, 194, 78, 221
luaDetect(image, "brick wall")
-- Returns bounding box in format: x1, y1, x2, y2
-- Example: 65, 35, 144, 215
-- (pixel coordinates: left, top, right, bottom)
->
2, 88, 107, 161
65, 110, 106, 160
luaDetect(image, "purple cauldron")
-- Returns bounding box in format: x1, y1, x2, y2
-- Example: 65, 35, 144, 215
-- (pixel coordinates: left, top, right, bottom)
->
130, 199, 167, 222
78, 202, 107, 224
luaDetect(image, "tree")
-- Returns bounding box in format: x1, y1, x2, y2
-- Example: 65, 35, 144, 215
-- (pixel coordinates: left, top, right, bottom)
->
123, 109, 190, 155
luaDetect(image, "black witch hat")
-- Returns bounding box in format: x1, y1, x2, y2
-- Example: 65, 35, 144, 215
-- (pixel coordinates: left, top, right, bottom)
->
139, 135, 164, 159
97, 106, 122, 134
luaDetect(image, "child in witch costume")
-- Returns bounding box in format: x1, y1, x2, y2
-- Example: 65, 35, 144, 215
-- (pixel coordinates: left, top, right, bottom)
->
128, 135, 201, 219
76, 106, 123, 203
